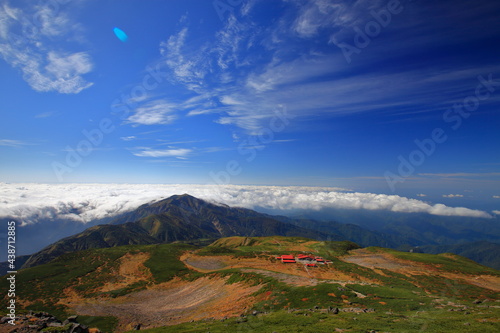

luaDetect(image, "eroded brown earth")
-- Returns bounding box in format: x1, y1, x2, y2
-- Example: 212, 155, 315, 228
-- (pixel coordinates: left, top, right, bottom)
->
341, 249, 500, 292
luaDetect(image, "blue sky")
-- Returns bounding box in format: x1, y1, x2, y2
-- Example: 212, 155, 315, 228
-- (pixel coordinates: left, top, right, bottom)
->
1, 0, 499, 210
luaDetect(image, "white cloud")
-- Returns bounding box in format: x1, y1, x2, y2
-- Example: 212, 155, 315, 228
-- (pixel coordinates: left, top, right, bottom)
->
33, 3, 71, 37
133, 148, 192, 158
0, 2, 93, 94
187, 109, 216, 116
493, 210, 500, 215
492, 196, 500, 199
27, 51, 93, 93
0, 139, 32, 147
416, 194, 426, 197
0, 183, 492, 226
0, 3, 19, 38
420, 173, 500, 178
160, 27, 209, 90
442, 194, 464, 198
120, 136, 137, 141
292, 0, 348, 38
34, 111, 56, 118
127, 100, 177, 125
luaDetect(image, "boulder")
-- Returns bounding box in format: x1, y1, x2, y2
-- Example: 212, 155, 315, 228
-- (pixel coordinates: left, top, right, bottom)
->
69, 323, 89, 333
64, 315, 79, 325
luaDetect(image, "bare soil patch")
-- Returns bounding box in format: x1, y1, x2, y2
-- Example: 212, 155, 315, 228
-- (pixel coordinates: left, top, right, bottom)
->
183, 256, 228, 271
341, 249, 426, 274
57, 252, 152, 308
442, 273, 500, 292
71, 276, 261, 332
99, 252, 152, 292
341, 249, 500, 291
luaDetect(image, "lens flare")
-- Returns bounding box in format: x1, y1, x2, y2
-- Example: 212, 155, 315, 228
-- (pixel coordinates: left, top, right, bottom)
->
113, 27, 128, 42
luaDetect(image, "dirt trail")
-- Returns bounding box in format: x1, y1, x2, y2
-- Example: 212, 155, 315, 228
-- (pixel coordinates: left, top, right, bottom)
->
72, 276, 261, 332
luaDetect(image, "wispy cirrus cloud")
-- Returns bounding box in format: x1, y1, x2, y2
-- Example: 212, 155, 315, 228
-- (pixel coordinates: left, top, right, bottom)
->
124, 92, 222, 127
420, 172, 500, 178
34, 111, 57, 119
160, 27, 211, 92
155, 0, 500, 136
291, 0, 378, 38
126, 99, 178, 126
132, 147, 192, 158
0, 1, 93, 94
0, 139, 32, 147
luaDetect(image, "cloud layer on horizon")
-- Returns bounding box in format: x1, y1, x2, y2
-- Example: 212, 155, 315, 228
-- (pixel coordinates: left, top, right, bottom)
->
0, 183, 492, 226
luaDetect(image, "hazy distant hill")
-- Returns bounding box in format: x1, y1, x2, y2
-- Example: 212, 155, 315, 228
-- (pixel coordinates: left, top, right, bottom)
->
273, 216, 416, 248
290, 208, 500, 246
418, 241, 500, 270
0, 254, 30, 275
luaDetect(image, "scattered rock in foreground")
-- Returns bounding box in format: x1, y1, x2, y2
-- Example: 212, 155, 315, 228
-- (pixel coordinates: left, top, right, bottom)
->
0, 312, 101, 333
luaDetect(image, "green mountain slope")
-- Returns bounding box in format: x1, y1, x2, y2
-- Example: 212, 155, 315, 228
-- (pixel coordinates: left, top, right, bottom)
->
22, 222, 160, 268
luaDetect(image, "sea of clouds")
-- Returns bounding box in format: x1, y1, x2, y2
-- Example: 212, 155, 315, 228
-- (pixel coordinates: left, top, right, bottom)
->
0, 183, 493, 226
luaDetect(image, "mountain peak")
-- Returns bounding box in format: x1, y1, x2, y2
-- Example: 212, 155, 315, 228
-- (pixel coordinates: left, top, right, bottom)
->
152, 193, 212, 210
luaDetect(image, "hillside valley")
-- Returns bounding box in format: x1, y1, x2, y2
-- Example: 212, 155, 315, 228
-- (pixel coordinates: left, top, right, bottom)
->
1, 236, 499, 332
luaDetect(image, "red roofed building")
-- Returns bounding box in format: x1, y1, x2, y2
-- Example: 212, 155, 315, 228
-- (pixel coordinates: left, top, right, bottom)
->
297, 254, 314, 260
280, 254, 296, 263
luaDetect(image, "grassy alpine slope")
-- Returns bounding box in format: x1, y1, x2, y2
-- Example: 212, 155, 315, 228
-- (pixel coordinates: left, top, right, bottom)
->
1, 236, 499, 332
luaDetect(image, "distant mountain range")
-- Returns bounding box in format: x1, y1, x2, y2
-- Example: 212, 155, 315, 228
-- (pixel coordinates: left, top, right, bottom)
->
7, 194, 500, 272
